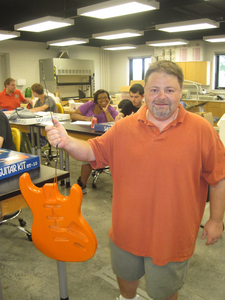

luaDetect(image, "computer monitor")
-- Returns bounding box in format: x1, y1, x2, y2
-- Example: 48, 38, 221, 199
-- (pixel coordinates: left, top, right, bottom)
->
78, 89, 86, 99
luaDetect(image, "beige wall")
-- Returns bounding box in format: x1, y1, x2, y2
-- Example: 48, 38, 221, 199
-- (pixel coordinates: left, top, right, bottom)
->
0, 40, 101, 95
0, 39, 224, 96
107, 45, 154, 94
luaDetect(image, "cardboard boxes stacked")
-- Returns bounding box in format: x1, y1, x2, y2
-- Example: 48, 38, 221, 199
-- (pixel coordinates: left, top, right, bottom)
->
195, 112, 214, 125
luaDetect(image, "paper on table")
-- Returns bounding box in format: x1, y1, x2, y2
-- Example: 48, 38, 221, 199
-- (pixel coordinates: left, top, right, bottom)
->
35, 111, 50, 117
71, 121, 92, 125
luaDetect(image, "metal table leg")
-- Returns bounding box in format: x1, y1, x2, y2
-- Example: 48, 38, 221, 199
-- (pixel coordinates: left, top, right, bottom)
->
36, 127, 42, 164
30, 126, 36, 156
0, 278, 3, 300
64, 151, 70, 187
59, 149, 65, 186
57, 261, 69, 300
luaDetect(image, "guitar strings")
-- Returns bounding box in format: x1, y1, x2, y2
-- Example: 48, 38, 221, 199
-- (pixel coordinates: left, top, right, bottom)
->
51, 111, 58, 186
40, 61, 58, 187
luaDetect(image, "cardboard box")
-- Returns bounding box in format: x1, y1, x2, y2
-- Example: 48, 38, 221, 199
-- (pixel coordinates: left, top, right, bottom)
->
130, 80, 144, 87
195, 112, 214, 125
119, 86, 130, 93
119, 80, 145, 93
0, 149, 40, 180
115, 94, 122, 102
118, 86, 131, 100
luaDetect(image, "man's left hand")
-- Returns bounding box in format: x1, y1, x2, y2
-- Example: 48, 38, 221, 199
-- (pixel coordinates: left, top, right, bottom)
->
201, 219, 223, 245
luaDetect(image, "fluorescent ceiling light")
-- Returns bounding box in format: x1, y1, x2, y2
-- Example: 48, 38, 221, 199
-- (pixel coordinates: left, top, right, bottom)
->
93, 29, 144, 40
156, 18, 219, 33
77, 0, 159, 19
47, 38, 89, 46
102, 44, 137, 50
0, 30, 20, 41
203, 35, 225, 43
14, 16, 74, 32
146, 39, 189, 47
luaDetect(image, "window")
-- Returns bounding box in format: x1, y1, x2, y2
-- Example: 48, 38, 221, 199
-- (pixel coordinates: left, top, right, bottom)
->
129, 57, 151, 82
214, 54, 225, 89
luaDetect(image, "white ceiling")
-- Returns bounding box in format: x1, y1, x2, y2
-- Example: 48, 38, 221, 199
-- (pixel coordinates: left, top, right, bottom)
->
2, 0, 225, 48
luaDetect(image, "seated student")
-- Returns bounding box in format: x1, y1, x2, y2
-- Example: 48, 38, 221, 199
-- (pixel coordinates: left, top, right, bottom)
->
71, 89, 117, 122
30, 83, 58, 113
0, 78, 33, 111
0, 110, 16, 151
71, 89, 118, 194
29, 83, 57, 147
116, 84, 144, 120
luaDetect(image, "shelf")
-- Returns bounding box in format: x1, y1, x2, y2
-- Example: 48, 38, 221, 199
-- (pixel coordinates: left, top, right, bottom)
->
57, 82, 91, 86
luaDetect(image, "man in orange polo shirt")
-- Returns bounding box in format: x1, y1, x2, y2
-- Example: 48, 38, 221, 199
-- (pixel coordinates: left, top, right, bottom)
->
0, 77, 32, 111
45, 61, 225, 300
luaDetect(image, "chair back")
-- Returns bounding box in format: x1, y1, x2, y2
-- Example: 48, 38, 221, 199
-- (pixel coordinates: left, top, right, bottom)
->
56, 103, 64, 114
11, 127, 22, 152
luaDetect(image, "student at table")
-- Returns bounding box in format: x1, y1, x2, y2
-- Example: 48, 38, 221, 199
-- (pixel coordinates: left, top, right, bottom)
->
30, 83, 58, 113
71, 89, 117, 122
0, 78, 33, 111
0, 110, 16, 150
71, 89, 118, 193
116, 84, 145, 120
29, 83, 57, 147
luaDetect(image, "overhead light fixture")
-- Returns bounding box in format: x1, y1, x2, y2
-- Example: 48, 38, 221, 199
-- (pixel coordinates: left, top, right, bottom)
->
102, 44, 137, 50
0, 30, 20, 41
203, 35, 225, 43
156, 18, 219, 33
146, 39, 189, 47
77, 0, 159, 19
92, 29, 144, 40
14, 16, 74, 32
47, 38, 89, 46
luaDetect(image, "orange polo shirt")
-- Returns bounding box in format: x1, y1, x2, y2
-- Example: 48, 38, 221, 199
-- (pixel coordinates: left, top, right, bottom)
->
88, 104, 225, 266
0, 88, 26, 110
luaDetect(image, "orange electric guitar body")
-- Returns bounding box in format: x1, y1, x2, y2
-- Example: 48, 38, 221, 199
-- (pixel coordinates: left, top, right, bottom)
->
19, 173, 97, 262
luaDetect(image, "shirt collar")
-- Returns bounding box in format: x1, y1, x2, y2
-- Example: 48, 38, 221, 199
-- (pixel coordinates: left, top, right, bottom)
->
138, 103, 187, 126
4, 88, 15, 96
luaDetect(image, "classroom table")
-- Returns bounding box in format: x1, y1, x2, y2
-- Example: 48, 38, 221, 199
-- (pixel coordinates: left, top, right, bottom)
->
0, 165, 69, 217
10, 121, 103, 186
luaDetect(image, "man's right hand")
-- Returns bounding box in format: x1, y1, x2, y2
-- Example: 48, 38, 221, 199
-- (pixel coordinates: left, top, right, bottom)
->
45, 119, 69, 148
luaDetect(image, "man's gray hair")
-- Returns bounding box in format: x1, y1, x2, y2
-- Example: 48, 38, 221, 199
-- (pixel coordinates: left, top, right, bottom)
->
145, 60, 184, 88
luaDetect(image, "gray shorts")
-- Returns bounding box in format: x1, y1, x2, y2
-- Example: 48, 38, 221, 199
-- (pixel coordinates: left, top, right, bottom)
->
110, 239, 189, 300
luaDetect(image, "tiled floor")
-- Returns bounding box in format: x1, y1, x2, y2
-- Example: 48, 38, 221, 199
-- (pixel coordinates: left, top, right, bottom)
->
0, 157, 225, 300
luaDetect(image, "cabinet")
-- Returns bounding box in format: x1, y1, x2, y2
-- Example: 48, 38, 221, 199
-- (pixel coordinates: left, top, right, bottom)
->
39, 58, 94, 99
176, 61, 211, 85
204, 102, 225, 118
183, 100, 225, 118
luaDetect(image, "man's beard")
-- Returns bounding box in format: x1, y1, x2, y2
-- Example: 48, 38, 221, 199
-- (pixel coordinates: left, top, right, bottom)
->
152, 102, 171, 119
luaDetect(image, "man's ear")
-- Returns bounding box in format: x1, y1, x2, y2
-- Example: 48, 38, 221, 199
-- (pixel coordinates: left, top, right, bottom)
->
180, 86, 183, 98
